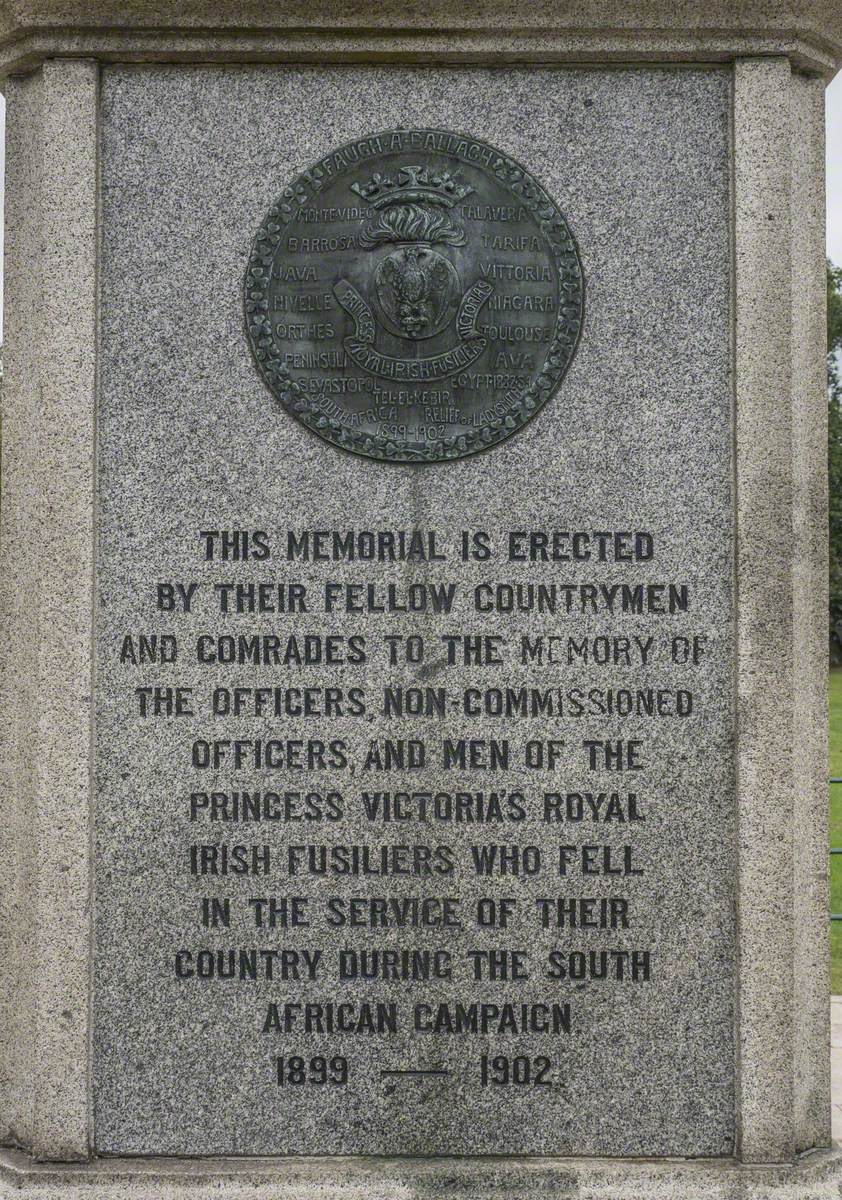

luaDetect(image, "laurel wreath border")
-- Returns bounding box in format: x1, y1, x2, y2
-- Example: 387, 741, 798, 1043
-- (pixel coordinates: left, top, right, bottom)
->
244, 130, 585, 464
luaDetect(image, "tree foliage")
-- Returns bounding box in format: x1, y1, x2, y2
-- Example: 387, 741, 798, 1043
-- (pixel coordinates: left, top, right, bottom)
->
828, 262, 842, 659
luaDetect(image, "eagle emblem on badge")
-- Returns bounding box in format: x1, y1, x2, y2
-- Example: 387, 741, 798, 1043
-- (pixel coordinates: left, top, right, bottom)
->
375, 246, 460, 340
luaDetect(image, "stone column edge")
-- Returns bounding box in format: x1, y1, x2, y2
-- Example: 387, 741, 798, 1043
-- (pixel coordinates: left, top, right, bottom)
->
0, 57, 98, 1160
733, 55, 798, 1162
790, 70, 831, 1153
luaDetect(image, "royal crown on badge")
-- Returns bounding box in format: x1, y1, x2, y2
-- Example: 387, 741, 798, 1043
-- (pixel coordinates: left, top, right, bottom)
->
350, 165, 473, 210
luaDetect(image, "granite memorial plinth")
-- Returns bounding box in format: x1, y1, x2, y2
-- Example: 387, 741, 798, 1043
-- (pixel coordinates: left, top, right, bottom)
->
0, 3, 840, 1197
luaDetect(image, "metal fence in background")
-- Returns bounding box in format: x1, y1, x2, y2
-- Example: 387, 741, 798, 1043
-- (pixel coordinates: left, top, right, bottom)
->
831, 778, 842, 921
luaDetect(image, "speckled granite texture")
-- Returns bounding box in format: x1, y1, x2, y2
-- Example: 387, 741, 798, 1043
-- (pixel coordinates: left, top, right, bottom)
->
0, 59, 98, 1162
4, 1146, 842, 1200
0, 1, 841, 75
94, 64, 733, 1157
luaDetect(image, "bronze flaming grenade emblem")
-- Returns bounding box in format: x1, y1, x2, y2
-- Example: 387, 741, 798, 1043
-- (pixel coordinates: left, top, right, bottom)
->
352, 165, 470, 342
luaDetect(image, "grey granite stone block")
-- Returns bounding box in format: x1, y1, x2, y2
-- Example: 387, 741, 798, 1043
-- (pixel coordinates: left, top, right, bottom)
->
94, 63, 734, 1157
0, 1, 841, 76
789, 70, 831, 1156
5, 1145, 842, 1200
0, 58, 98, 1162
0, 5, 834, 1186
733, 55, 798, 1164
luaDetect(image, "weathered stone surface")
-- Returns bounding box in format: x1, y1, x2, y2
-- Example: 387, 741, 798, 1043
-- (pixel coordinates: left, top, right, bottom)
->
789, 70, 831, 1154
94, 63, 734, 1157
5, 1144, 842, 1200
733, 56, 798, 1163
0, 1, 833, 1188
0, 58, 98, 1163
0, 1, 841, 75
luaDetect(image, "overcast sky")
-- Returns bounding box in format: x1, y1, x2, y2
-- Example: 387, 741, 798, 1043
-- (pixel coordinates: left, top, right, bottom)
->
0, 77, 838, 334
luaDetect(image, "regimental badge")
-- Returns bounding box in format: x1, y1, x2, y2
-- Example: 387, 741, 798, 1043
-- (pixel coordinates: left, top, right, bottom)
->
245, 129, 584, 463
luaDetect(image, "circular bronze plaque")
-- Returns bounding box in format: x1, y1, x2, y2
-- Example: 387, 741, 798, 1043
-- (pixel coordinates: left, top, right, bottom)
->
245, 129, 584, 463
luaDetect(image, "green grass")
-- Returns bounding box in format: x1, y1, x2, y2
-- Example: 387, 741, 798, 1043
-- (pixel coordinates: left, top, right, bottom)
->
829, 670, 842, 991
